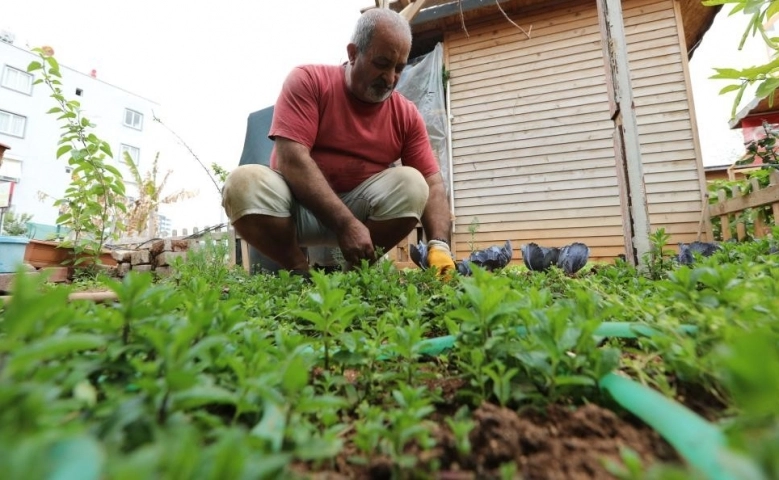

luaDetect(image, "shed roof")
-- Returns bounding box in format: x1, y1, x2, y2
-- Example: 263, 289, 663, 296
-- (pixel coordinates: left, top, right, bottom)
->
729, 90, 779, 129
368, 0, 719, 58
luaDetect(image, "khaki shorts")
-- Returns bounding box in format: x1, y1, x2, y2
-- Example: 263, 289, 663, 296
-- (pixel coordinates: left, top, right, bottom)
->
222, 164, 429, 247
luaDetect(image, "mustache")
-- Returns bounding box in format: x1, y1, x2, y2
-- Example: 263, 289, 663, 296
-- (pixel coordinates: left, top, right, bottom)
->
371, 81, 393, 90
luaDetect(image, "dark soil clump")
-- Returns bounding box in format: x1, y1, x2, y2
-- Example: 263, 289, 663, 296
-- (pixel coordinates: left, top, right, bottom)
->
297, 402, 678, 479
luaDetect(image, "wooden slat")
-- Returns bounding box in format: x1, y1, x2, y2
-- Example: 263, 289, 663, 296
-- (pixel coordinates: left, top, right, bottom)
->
455, 185, 620, 208
641, 139, 695, 154
452, 49, 604, 87
453, 116, 613, 149
645, 170, 700, 184
451, 68, 606, 106
772, 171, 779, 221
454, 109, 611, 140
634, 81, 686, 99
709, 182, 779, 216
452, 89, 687, 121
643, 161, 699, 174
450, 55, 681, 109
453, 140, 616, 171
454, 212, 624, 233
455, 195, 621, 218
645, 179, 702, 194
647, 200, 703, 214
632, 62, 684, 83
453, 110, 608, 138
647, 190, 702, 204
650, 211, 713, 224
455, 166, 617, 193
457, 206, 624, 227
637, 129, 693, 145
240, 237, 250, 273
453, 151, 614, 172
454, 128, 614, 157
447, 0, 672, 56
452, 99, 610, 132
453, 90, 609, 123
455, 224, 622, 242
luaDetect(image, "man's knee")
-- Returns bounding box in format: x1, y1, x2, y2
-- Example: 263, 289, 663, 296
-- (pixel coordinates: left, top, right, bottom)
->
369, 166, 430, 220
393, 166, 429, 202
222, 164, 291, 223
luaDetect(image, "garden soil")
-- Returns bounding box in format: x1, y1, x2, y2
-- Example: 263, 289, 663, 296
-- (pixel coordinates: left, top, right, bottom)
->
295, 401, 678, 479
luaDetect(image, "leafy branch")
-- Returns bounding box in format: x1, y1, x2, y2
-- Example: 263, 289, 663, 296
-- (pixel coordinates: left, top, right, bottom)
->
27, 47, 126, 262
706, 0, 779, 117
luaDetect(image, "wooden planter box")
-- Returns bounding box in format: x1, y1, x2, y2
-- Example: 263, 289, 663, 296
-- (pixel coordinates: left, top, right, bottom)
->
24, 239, 117, 269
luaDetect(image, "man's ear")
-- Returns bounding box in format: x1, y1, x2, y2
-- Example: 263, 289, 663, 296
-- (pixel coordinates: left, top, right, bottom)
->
346, 43, 358, 64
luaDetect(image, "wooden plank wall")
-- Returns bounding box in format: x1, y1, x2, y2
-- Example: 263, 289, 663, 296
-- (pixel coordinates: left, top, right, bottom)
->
445, 0, 707, 263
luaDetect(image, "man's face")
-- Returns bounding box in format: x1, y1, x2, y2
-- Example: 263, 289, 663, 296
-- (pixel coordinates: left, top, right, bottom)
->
346, 23, 410, 103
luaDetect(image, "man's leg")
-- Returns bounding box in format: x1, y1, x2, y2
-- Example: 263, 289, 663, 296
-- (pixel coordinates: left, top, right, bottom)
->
232, 215, 309, 271
365, 217, 419, 253
222, 165, 309, 272
343, 166, 429, 258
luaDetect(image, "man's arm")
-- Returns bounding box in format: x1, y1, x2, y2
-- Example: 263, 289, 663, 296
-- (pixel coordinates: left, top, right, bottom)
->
275, 137, 375, 263
421, 172, 452, 242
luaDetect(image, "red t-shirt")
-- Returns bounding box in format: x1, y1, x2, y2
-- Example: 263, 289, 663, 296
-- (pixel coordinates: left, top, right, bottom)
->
269, 64, 439, 193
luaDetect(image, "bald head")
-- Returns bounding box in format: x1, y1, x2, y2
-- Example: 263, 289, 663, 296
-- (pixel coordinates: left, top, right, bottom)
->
351, 8, 412, 53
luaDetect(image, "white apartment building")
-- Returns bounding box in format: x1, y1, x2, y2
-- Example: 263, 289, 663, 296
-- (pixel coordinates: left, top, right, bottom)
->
157, 213, 172, 237
0, 34, 161, 235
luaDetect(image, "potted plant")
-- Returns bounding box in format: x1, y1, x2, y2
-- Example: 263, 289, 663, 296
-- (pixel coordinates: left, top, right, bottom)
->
0, 210, 33, 273
26, 47, 125, 274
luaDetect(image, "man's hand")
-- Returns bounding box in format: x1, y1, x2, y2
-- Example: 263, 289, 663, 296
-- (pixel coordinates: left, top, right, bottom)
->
337, 218, 375, 265
427, 239, 456, 278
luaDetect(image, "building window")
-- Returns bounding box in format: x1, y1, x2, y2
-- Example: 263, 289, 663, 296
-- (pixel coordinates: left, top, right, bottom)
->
1, 66, 33, 95
120, 144, 140, 168
123, 108, 143, 130
0, 110, 26, 137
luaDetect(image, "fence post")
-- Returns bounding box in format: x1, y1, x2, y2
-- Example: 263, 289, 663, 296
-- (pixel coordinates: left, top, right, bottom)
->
227, 225, 236, 266
717, 189, 731, 241
240, 236, 250, 273
772, 171, 779, 223
732, 186, 746, 241
748, 178, 766, 238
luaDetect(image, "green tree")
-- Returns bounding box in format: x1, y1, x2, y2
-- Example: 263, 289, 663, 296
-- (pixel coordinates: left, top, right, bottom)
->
1, 210, 33, 237
707, 0, 779, 117
27, 47, 127, 264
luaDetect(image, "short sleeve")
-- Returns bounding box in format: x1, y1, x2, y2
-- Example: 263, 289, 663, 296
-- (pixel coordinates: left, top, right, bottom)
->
269, 67, 320, 149
400, 106, 440, 178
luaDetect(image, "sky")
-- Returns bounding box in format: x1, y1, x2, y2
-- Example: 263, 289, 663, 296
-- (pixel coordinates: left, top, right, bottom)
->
1, 1, 774, 231
689, 5, 773, 170
2, 0, 368, 231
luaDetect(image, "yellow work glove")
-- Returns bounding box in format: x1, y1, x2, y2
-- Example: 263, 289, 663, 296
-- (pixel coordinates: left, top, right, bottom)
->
427, 239, 456, 279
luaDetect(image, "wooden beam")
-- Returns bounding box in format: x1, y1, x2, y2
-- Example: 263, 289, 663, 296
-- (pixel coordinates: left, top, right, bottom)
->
673, 0, 712, 242
1, 290, 119, 304
597, 0, 651, 267
398, 0, 411, 7
401, 0, 428, 22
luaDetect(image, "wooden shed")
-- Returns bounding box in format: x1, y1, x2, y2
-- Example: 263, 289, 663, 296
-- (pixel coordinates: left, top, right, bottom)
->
377, 0, 720, 263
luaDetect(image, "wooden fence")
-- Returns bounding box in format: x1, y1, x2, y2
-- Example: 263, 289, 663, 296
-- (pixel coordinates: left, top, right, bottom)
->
111, 224, 240, 266
111, 222, 426, 273
708, 170, 779, 241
